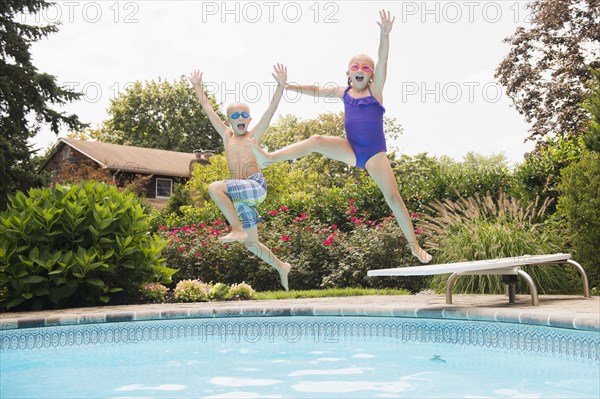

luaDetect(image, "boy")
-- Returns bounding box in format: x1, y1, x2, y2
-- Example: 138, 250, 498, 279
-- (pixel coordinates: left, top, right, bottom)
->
188, 64, 291, 290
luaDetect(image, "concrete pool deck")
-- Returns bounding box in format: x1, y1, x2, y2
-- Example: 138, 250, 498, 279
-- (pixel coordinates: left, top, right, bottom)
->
1, 294, 598, 332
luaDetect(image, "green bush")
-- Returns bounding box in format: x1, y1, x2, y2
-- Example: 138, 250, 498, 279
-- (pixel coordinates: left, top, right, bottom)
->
163, 182, 193, 215
0, 181, 176, 310
420, 192, 576, 294
227, 282, 255, 300
555, 151, 600, 292
511, 136, 584, 212
209, 282, 230, 300
431, 153, 512, 205
140, 283, 168, 303
173, 279, 209, 302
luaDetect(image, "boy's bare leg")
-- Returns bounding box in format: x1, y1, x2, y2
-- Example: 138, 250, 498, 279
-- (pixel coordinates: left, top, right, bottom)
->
252, 135, 357, 166
244, 227, 292, 291
365, 153, 432, 264
208, 181, 248, 243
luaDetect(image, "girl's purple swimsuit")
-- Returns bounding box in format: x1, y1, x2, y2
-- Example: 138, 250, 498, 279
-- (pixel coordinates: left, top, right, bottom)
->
343, 86, 387, 169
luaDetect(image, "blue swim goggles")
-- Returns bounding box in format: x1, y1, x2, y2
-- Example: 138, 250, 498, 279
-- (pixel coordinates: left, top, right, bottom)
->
229, 111, 250, 119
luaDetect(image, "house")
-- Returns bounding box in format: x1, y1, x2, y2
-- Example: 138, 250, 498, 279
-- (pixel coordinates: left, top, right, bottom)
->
40, 138, 213, 209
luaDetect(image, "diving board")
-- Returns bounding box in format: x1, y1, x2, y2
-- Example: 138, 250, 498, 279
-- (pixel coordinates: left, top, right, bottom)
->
367, 253, 590, 306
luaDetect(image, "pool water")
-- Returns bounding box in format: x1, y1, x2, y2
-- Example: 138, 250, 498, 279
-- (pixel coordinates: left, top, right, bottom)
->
1, 317, 599, 398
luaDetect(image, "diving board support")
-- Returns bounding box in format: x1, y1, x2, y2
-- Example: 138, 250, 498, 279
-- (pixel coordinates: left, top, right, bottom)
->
567, 259, 590, 298
445, 267, 540, 306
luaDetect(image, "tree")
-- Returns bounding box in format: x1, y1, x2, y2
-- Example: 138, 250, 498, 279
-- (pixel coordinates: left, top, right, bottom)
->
495, 0, 600, 142
0, 0, 85, 210
583, 68, 600, 152
94, 78, 224, 153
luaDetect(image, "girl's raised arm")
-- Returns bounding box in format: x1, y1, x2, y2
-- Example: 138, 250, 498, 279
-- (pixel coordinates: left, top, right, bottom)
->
286, 83, 344, 99
372, 9, 395, 99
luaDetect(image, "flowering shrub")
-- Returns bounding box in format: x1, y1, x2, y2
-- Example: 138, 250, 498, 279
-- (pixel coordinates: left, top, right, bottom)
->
227, 282, 255, 300
140, 283, 168, 303
173, 279, 209, 302
209, 282, 231, 300
159, 201, 427, 292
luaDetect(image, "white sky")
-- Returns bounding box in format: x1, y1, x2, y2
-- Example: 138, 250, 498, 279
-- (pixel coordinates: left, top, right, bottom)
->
28, 0, 537, 165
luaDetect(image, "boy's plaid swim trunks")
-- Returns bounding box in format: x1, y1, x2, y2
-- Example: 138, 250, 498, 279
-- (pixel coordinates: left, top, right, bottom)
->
223, 172, 267, 229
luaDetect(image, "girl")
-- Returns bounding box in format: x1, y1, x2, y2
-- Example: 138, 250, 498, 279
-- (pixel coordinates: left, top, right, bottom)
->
252, 10, 432, 264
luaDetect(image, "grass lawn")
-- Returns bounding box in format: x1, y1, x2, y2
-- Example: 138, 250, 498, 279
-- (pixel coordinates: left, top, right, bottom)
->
253, 287, 410, 300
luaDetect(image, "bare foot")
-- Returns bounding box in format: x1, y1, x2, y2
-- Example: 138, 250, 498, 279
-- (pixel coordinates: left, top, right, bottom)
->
219, 230, 248, 243
278, 262, 292, 291
410, 244, 432, 264
250, 138, 272, 167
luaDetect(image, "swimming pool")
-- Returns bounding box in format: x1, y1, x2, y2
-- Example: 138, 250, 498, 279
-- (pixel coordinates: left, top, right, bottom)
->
1, 316, 599, 398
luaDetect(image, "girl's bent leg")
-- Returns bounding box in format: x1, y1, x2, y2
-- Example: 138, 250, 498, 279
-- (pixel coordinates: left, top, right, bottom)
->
365, 153, 432, 264
252, 135, 357, 166
243, 227, 292, 290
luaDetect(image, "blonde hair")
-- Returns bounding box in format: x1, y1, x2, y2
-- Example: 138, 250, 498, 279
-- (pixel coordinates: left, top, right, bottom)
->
347, 54, 375, 86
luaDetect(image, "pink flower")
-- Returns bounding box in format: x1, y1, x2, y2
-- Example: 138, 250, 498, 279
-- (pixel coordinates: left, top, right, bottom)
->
224, 243, 230, 249
411, 212, 419, 218
195, 253, 201, 257
348, 199, 355, 205
324, 234, 335, 246
273, 247, 278, 251
294, 212, 307, 222
280, 206, 288, 211
268, 210, 278, 216
178, 247, 184, 252
346, 206, 357, 215
415, 228, 423, 234
281, 236, 291, 241
305, 227, 311, 231
350, 216, 357, 222
331, 225, 338, 230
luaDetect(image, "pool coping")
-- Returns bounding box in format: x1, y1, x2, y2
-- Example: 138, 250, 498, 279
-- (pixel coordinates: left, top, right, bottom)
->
1, 294, 599, 332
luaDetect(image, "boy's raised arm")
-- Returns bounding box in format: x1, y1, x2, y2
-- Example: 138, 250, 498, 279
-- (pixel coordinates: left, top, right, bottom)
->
252, 64, 287, 144
188, 70, 228, 139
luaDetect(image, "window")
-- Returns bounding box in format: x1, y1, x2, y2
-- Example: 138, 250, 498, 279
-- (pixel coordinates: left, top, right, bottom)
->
156, 178, 173, 198
61, 147, 70, 160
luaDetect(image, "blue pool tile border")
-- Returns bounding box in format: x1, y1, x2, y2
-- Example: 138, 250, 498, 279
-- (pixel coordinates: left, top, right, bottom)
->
1, 316, 599, 363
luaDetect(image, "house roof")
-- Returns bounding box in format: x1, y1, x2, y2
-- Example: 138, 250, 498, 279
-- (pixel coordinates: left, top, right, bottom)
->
55, 138, 197, 177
